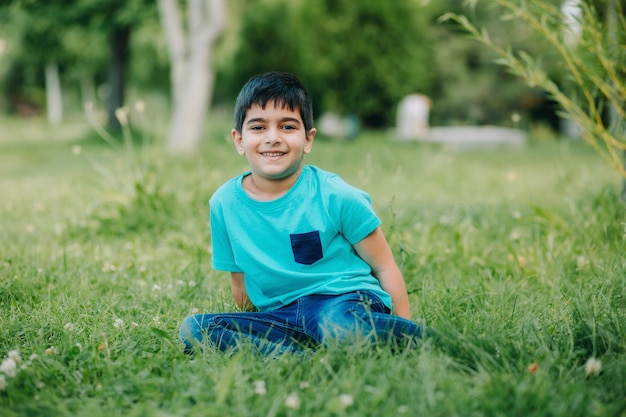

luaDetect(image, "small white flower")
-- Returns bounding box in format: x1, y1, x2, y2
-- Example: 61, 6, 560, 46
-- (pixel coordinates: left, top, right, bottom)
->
153, 316, 161, 325
131, 322, 139, 328
134, 100, 145, 113
284, 393, 300, 409
0, 358, 17, 377
113, 319, 124, 329
585, 357, 602, 376
254, 380, 267, 395
338, 393, 354, 409
64, 323, 75, 331
45, 347, 57, 355
29, 353, 38, 362
191, 308, 201, 314
7, 350, 21, 363
152, 284, 161, 291
0, 375, 7, 390
36, 381, 46, 389
115, 107, 128, 126
188, 281, 196, 288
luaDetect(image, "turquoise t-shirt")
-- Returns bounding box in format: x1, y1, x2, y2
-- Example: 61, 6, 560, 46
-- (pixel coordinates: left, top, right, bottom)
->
209, 165, 392, 311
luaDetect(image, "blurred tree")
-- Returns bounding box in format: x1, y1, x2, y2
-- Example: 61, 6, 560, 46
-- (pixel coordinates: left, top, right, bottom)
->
445, 0, 626, 195
427, 0, 563, 127
74, 0, 157, 132
0, 3, 74, 123
157, 0, 226, 153
220, 0, 435, 128
297, 0, 435, 127
0, 0, 156, 131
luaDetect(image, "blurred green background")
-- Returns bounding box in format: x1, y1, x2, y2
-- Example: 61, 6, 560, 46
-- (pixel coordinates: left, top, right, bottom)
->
0, 0, 576, 134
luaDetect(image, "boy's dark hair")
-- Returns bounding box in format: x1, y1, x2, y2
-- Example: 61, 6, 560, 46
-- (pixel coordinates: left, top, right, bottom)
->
234, 72, 314, 134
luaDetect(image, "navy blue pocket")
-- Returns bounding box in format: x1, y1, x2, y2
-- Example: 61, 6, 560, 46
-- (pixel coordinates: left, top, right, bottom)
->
290, 231, 323, 265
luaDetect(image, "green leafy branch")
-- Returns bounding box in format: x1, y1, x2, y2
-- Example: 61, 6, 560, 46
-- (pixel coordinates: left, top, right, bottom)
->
441, 0, 625, 178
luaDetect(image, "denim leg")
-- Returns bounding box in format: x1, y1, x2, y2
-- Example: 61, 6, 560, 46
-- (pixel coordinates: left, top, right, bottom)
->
179, 307, 312, 355
303, 291, 425, 348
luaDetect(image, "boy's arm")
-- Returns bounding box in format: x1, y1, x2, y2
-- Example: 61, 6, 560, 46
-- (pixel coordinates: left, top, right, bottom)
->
353, 227, 411, 319
230, 272, 255, 311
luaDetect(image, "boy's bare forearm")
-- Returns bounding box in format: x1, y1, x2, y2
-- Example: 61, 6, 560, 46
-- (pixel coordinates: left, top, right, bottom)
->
230, 272, 254, 311
378, 268, 411, 319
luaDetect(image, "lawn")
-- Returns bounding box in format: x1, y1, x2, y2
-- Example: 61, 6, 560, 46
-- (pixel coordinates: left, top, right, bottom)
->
1, 116, 625, 417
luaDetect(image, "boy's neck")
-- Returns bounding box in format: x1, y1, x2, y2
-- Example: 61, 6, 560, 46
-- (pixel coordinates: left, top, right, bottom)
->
243, 168, 304, 201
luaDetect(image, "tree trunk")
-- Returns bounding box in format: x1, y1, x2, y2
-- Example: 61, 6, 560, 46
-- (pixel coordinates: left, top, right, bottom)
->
45, 62, 63, 126
106, 26, 131, 133
158, 0, 226, 153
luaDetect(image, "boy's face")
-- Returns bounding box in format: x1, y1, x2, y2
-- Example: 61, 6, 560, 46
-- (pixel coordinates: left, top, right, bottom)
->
232, 101, 316, 183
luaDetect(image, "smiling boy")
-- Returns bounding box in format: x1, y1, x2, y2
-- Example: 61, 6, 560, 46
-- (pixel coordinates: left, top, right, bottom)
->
179, 72, 425, 354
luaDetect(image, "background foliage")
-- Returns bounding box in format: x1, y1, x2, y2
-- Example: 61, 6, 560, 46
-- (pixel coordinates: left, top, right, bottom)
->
0, 0, 571, 129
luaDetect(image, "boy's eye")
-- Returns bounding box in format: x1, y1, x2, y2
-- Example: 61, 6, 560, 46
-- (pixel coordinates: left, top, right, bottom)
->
282, 124, 296, 130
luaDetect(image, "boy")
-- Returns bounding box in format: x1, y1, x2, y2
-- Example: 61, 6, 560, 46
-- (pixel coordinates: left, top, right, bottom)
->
180, 72, 424, 354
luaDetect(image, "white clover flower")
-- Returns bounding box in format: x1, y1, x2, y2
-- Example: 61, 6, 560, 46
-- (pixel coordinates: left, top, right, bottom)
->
188, 281, 196, 288
153, 316, 161, 325
338, 393, 354, 409
45, 347, 57, 355
585, 357, 602, 376
152, 284, 161, 291
29, 353, 38, 362
284, 393, 300, 409
115, 107, 128, 126
134, 100, 145, 113
0, 375, 7, 390
191, 308, 201, 314
7, 350, 21, 364
64, 323, 75, 331
0, 358, 17, 377
113, 319, 124, 329
102, 262, 117, 272
254, 380, 267, 395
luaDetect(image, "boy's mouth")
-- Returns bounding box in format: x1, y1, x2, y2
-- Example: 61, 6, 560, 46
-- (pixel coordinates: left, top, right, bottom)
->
262, 152, 285, 157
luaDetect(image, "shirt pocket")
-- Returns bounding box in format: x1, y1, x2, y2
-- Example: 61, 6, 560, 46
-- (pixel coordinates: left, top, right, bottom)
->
289, 231, 323, 265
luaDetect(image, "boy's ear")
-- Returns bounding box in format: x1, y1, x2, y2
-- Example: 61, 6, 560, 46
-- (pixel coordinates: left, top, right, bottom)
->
231, 129, 245, 155
304, 127, 316, 154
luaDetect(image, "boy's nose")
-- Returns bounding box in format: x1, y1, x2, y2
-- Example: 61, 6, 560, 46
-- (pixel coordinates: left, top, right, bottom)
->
264, 129, 281, 144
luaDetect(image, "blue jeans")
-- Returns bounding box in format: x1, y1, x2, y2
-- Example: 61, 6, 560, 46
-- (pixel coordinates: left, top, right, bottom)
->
179, 291, 425, 355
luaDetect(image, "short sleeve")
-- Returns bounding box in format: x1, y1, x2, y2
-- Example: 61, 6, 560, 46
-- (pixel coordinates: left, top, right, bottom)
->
209, 196, 242, 272
323, 175, 381, 244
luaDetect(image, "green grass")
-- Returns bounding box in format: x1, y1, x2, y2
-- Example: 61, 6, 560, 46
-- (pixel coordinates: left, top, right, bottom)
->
1, 116, 625, 416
